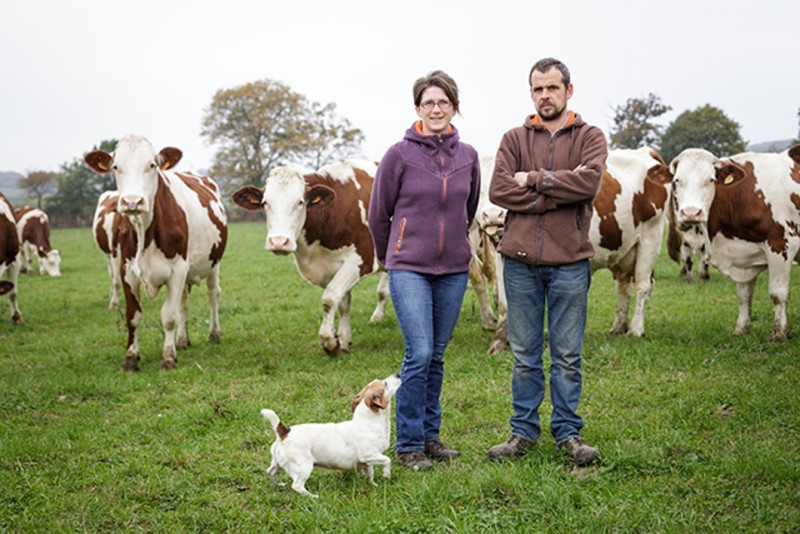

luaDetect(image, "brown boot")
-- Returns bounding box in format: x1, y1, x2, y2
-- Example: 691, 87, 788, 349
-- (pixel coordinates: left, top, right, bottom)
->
559, 436, 599, 467
424, 439, 460, 461
487, 434, 535, 460
396, 451, 433, 471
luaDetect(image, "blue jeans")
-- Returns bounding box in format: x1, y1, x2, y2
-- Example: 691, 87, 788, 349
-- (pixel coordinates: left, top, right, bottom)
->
503, 258, 591, 445
389, 270, 468, 453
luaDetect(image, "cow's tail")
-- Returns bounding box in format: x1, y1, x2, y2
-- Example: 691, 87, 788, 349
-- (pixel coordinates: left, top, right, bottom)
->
261, 408, 290, 440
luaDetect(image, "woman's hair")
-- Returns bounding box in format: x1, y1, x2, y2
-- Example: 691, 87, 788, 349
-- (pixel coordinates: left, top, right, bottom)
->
412, 70, 460, 113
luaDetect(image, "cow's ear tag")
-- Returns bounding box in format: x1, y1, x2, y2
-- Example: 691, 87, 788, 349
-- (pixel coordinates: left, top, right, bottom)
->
309, 195, 321, 205
98, 161, 109, 171
724, 174, 734, 185
162, 161, 171, 170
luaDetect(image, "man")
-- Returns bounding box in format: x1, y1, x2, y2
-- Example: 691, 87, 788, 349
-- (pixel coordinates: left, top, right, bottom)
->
487, 57, 607, 467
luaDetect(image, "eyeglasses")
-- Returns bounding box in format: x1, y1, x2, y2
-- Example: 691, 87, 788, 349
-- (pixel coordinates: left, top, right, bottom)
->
419, 100, 453, 111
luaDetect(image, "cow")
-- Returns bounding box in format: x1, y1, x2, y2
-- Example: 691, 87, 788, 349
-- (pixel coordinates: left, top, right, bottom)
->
589, 147, 673, 337
84, 135, 228, 370
14, 207, 61, 277
666, 194, 711, 283
488, 147, 672, 345
669, 145, 800, 341
92, 191, 122, 309
231, 160, 389, 356
0, 192, 24, 324
468, 155, 508, 354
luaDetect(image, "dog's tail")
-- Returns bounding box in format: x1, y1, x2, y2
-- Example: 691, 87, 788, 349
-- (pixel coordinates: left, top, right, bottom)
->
261, 409, 290, 440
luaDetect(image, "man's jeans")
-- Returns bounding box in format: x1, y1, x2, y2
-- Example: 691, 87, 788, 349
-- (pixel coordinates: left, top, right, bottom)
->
503, 258, 590, 444
389, 270, 468, 453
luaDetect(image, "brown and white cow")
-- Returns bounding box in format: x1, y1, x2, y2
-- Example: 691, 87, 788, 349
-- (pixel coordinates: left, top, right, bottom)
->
14, 207, 61, 277
0, 192, 24, 324
669, 145, 800, 341
232, 160, 389, 356
468, 155, 508, 354
92, 191, 122, 309
84, 135, 228, 370
589, 147, 673, 337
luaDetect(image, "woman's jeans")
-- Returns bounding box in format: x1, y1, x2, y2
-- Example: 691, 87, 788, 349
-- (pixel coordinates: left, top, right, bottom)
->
389, 270, 468, 453
503, 258, 591, 445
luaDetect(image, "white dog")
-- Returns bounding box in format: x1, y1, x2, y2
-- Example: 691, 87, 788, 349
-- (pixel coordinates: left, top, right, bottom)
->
261, 374, 402, 497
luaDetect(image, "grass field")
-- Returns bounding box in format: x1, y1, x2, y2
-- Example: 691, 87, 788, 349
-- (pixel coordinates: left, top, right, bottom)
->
1, 221, 798, 532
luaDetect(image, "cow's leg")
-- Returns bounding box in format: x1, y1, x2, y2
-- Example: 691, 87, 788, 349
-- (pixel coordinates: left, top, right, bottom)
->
629, 236, 661, 337
107, 256, 120, 309
6, 261, 24, 325
609, 273, 631, 335
337, 291, 352, 352
681, 243, 694, 284
19, 244, 33, 274
206, 265, 222, 343
159, 274, 186, 370
468, 253, 496, 331
369, 271, 389, 323
176, 285, 191, 349
319, 263, 360, 355
698, 245, 710, 281
488, 250, 509, 354
121, 274, 142, 371
733, 278, 756, 336
767, 262, 791, 342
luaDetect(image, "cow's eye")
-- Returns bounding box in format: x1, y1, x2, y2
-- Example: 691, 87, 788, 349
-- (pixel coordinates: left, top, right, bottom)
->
149, 163, 156, 169
112, 164, 119, 171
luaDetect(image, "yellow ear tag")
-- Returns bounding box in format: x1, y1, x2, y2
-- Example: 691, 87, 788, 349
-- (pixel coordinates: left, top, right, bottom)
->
162, 161, 171, 170
723, 174, 734, 185
310, 195, 321, 205
98, 161, 108, 171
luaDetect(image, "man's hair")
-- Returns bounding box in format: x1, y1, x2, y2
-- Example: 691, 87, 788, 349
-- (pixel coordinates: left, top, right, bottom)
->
413, 70, 460, 113
528, 58, 571, 87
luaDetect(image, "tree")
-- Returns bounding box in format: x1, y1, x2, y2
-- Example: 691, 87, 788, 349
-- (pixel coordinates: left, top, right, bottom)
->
609, 93, 671, 150
660, 104, 747, 163
47, 139, 117, 227
201, 79, 364, 191
304, 101, 366, 171
18, 171, 58, 209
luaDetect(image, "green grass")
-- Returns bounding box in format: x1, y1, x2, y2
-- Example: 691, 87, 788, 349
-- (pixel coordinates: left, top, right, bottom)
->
1, 222, 798, 532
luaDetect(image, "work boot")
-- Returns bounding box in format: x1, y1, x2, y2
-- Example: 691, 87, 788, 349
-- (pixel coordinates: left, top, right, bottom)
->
559, 436, 599, 467
396, 451, 433, 471
487, 434, 535, 460
424, 439, 460, 461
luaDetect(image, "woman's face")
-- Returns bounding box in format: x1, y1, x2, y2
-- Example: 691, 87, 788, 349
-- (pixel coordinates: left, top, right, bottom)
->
415, 86, 455, 137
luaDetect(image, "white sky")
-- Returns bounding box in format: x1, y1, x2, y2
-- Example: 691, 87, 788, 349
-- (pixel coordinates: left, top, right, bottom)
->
2, 0, 797, 174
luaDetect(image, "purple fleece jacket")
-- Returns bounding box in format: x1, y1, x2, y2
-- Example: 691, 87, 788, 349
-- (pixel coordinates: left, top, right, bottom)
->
368, 122, 481, 275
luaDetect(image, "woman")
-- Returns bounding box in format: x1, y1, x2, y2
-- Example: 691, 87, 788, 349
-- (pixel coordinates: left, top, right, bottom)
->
368, 70, 481, 470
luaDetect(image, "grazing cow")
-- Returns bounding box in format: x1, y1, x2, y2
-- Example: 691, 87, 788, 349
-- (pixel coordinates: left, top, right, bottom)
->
84, 135, 228, 370
669, 145, 800, 341
14, 207, 61, 276
232, 160, 389, 356
0, 192, 24, 324
92, 191, 122, 309
666, 194, 710, 283
589, 147, 673, 337
468, 155, 508, 354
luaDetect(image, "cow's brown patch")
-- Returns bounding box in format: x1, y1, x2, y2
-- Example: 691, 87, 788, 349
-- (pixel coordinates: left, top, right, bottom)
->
710, 160, 789, 258
632, 172, 669, 227
304, 169, 377, 277
593, 171, 623, 251
176, 172, 228, 265
94, 194, 119, 255
143, 173, 189, 260
0, 193, 20, 269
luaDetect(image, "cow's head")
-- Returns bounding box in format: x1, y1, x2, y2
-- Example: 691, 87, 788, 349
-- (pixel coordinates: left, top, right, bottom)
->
669, 148, 746, 226
40, 249, 61, 277
477, 155, 506, 239
231, 166, 336, 255
84, 135, 182, 217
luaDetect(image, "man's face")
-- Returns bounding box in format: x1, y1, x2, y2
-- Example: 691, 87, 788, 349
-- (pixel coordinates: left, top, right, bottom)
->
530, 67, 573, 121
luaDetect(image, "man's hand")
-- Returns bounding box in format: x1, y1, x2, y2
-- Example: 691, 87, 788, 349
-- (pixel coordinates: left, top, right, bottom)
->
513, 171, 529, 187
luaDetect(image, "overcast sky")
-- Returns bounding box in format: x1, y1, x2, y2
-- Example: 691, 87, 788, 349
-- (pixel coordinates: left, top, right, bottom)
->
2, 0, 797, 174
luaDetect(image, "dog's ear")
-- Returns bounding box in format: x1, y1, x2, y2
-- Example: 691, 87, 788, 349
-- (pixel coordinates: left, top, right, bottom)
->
366, 388, 387, 412
350, 393, 363, 412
